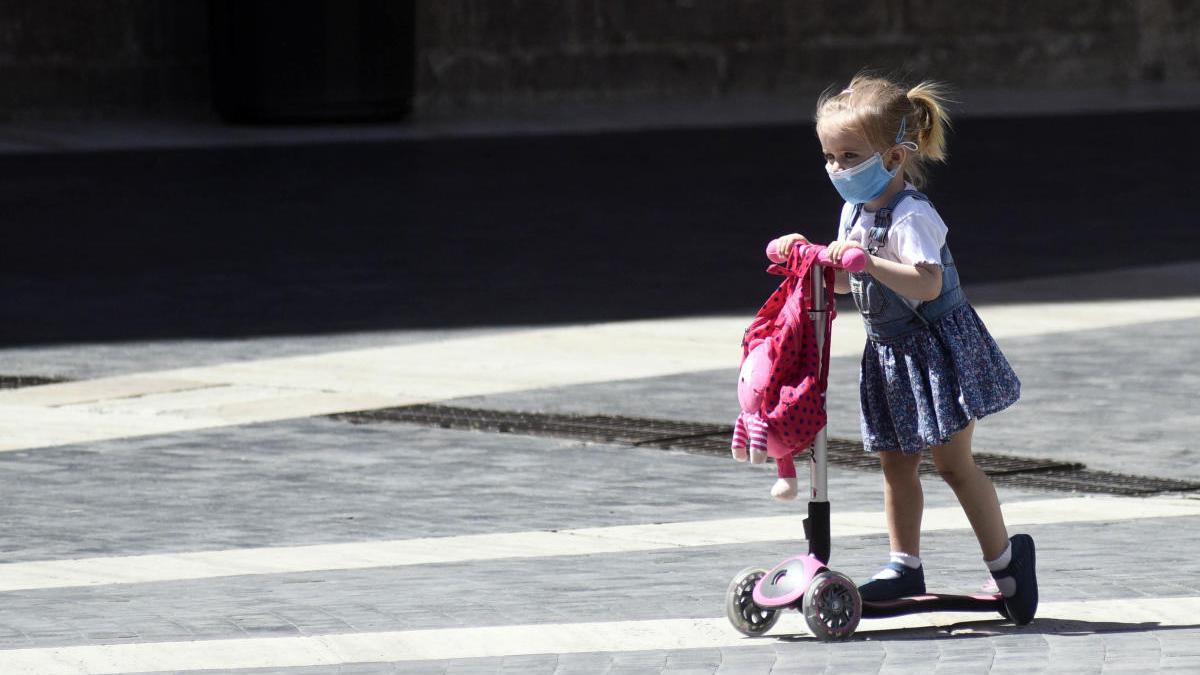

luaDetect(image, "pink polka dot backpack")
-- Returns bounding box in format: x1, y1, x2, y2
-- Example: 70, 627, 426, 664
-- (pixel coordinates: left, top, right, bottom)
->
732, 241, 836, 500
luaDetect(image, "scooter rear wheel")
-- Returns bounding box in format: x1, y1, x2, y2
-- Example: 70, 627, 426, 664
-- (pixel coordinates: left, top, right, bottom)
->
803, 571, 862, 641
725, 567, 780, 636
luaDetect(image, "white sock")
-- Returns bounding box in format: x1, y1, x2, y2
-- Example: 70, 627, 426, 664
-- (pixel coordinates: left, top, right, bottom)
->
871, 551, 921, 580
985, 542, 1016, 597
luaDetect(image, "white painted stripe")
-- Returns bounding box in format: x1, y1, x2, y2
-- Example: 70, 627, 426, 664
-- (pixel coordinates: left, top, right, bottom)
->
975, 296, 1200, 341
1, 495, 1195, 593
1, 376, 219, 407
0, 295, 1198, 452
1, 596, 1196, 674
0, 392, 405, 450
0, 317, 744, 451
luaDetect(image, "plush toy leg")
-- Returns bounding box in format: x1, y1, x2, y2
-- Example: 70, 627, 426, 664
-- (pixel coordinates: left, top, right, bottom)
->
731, 415, 749, 461
770, 452, 800, 501
747, 415, 769, 464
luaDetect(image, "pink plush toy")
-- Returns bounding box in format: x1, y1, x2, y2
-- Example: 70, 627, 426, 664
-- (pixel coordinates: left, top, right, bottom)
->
731, 238, 862, 501
732, 338, 799, 500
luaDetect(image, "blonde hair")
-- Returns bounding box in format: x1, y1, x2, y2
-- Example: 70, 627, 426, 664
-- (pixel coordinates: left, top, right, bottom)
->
815, 73, 952, 189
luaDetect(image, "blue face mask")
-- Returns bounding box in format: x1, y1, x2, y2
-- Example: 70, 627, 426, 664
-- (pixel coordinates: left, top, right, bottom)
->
825, 152, 897, 204
825, 116, 914, 204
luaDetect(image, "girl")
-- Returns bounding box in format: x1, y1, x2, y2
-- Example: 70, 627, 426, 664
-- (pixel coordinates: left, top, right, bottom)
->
775, 73, 1037, 624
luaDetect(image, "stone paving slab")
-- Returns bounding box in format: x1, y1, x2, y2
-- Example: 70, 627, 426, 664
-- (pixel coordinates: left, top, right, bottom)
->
447, 316, 1200, 482
2, 284, 1197, 480
0, 419, 940, 563
0, 279, 1195, 671
0, 327, 520, 382
0, 513, 1197, 652
0, 415, 1197, 675
140, 627, 1200, 674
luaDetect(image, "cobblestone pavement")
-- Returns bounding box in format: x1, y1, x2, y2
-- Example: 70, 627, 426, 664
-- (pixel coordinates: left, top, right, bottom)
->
1, 266, 1199, 673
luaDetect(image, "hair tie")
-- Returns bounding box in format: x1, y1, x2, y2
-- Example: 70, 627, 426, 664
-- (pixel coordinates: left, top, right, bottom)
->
894, 116, 908, 144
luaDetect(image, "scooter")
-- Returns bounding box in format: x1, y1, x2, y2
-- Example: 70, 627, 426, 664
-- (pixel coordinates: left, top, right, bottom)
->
724, 243, 1006, 641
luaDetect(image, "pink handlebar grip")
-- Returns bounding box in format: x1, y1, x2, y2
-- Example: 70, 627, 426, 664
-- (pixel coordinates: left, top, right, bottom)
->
765, 239, 787, 264
765, 239, 867, 272
818, 246, 867, 272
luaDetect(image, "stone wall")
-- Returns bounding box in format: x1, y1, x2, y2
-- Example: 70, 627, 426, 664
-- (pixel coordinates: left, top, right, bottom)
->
415, 0, 1200, 112
0, 1, 1197, 120
0, 0, 210, 120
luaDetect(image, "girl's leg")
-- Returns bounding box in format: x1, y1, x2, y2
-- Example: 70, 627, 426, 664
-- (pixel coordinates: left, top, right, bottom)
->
858, 450, 926, 601
880, 450, 923, 555
930, 420, 1008, 560
933, 420, 1039, 623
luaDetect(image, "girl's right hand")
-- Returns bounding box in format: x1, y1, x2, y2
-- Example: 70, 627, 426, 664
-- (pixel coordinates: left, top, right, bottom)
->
774, 233, 808, 259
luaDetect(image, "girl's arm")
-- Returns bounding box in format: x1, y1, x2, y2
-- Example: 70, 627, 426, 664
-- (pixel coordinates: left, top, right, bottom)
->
825, 239, 942, 301
863, 257, 942, 301
833, 269, 850, 294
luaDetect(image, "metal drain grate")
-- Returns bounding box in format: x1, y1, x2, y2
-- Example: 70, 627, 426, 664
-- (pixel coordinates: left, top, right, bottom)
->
0, 375, 70, 389
919, 453, 1083, 477
990, 468, 1200, 497
332, 405, 728, 447
331, 404, 1200, 496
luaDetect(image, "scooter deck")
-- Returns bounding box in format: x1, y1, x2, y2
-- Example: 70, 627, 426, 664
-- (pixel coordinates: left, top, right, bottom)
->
862, 593, 1005, 618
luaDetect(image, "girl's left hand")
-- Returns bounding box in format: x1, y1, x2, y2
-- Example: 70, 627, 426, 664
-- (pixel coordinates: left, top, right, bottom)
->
825, 240, 870, 268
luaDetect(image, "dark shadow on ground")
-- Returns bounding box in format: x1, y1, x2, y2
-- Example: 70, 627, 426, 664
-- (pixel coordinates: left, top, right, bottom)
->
773, 617, 1199, 642
2, 109, 1197, 346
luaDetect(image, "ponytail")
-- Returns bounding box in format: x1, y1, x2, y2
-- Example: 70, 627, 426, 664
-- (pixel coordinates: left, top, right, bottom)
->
906, 81, 951, 164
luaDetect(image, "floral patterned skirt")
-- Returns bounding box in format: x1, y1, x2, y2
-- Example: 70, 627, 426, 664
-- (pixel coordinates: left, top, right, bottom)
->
858, 303, 1020, 454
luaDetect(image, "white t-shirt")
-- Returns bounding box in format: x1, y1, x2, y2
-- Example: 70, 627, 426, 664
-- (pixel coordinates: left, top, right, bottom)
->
835, 189, 948, 307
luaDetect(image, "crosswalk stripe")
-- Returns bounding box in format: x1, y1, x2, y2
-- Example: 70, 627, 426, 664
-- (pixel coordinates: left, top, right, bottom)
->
0, 295, 1199, 452
1, 495, 1195, 593
1, 595, 1196, 674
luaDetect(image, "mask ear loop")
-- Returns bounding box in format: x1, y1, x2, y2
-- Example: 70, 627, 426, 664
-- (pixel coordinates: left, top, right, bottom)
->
892, 117, 916, 151
895, 116, 919, 152
890, 117, 919, 177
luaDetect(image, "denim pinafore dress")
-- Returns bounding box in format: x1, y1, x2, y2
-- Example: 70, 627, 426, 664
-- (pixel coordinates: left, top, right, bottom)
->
843, 190, 1021, 454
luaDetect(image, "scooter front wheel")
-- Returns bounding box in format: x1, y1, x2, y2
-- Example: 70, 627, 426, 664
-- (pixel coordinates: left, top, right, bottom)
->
725, 567, 780, 636
803, 571, 862, 641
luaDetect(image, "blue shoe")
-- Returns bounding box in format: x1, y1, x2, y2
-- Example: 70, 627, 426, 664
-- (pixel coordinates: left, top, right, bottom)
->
992, 534, 1038, 625
858, 562, 925, 602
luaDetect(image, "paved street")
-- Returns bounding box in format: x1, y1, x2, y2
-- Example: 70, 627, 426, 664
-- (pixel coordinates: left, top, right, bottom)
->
1, 112, 1199, 673
1, 264, 1199, 672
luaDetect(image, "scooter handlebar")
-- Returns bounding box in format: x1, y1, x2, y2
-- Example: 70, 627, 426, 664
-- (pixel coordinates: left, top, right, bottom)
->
816, 245, 866, 273
765, 239, 867, 273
